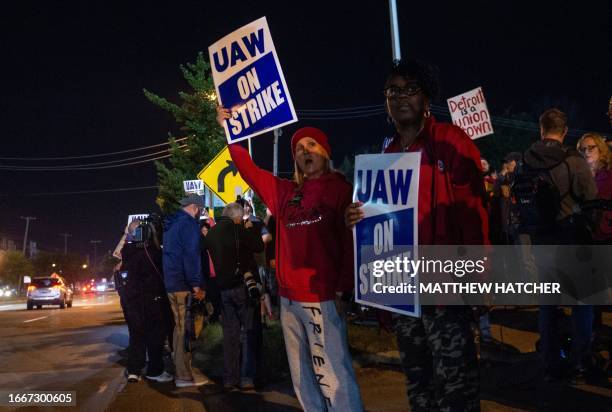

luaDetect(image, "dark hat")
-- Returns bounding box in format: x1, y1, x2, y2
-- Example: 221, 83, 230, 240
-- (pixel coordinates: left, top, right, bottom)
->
290, 127, 332, 159
179, 193, 205, 208
504, 152, 522, 162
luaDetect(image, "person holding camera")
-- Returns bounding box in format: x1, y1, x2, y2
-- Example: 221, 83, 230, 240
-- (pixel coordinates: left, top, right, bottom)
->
204, 202, 265, 391
120, 216, 173, 384
162, 194, 207, 388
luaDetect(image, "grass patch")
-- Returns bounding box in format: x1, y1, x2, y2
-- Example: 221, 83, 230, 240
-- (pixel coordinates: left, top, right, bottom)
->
348, 323, 398, 354
192, 317, 397, 383
192, 319, 290, 383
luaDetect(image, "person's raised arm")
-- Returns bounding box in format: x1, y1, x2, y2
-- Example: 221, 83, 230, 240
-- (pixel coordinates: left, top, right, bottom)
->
217, 106, 283, 216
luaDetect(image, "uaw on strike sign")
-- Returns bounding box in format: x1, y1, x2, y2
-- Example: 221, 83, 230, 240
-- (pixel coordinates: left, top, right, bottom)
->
353, 153, 421, 318
447, 87, 494, 140
209, 17, 297, 143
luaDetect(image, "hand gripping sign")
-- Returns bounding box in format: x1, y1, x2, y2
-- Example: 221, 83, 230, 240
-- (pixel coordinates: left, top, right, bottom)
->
209, 17, 298, 144
353, 153, 421, 318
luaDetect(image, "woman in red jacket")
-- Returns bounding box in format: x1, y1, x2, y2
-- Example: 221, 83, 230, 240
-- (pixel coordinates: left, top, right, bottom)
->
216, 109, 363, 412
346, 59, 487, 412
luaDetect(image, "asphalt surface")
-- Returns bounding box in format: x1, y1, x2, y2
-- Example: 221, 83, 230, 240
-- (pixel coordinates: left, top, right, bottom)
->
0, 297, 609, 411
0, 292, 127, 412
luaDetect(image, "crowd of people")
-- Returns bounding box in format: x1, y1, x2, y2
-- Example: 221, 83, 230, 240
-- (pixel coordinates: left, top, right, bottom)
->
111, 59, 610, 412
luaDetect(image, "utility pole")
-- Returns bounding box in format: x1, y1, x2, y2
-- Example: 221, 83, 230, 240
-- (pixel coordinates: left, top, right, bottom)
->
388, 0, 401, 61
247, 138, 253, 199
59, 233, 72, 255
90, 240, 101, 275
273, 128, 282, 176
20, 216, 37, 255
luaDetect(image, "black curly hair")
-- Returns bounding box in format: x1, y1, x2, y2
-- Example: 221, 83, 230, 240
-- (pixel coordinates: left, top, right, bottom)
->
384, 59, 440, 101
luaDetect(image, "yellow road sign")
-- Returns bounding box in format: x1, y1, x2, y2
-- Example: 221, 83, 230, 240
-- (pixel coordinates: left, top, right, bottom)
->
197, 146, 250, 204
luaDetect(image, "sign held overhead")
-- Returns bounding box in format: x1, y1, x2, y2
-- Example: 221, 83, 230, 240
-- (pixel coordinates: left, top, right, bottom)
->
183, 179, 205, 195
447, 87, 493, 139
197, 146, 250, 205
209, 17, 297, 144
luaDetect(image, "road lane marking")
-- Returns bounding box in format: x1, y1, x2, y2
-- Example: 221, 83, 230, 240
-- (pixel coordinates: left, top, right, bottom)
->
82, 306, 91, 309
24, 316, 49, 323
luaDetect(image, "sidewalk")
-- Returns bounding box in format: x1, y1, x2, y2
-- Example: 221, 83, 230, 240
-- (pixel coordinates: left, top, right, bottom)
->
106, 308, 611, 411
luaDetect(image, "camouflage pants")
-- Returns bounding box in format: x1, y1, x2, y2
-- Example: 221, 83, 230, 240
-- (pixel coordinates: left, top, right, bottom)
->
395, 308, 479, 412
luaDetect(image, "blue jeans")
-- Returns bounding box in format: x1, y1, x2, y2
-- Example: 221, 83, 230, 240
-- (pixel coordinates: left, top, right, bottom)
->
539, 305, 593, 371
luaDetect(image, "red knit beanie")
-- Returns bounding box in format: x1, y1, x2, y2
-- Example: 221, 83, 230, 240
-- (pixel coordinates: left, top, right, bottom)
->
290, 127, 332, 159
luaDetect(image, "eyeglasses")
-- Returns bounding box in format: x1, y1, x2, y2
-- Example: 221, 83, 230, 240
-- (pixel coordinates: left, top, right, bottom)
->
383, 84, 422, 99
578, 144, 597, 153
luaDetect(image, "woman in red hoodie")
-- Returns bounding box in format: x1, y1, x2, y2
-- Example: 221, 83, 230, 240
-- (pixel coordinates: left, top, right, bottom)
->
216, 109, 363, 412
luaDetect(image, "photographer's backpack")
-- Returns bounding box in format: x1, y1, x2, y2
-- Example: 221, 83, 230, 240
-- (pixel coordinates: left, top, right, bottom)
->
510, 151, 570, 234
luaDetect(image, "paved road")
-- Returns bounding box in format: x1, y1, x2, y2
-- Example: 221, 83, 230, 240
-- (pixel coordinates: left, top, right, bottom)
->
0, 292, 128, 412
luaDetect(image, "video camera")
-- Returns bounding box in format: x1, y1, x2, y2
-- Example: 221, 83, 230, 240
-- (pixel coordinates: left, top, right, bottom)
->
132, 213, 163, 249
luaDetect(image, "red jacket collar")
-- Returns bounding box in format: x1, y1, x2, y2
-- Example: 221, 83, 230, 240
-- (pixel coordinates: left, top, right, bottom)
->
385, 115, 437, 153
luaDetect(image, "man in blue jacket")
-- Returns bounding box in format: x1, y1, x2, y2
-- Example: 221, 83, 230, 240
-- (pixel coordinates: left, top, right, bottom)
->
163, 193, 206, 388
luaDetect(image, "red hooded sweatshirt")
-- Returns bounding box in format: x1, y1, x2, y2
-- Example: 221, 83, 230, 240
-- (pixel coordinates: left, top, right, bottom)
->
229, 144, 354, 302
384, 116, 490, 245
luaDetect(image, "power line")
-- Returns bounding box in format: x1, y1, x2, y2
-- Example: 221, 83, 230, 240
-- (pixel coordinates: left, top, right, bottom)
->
0, 154, 173, 171
0, 146, 186, 170
0, 137, 189, 161
299, 111, 386, 120
297, 108, 386, 116
0, 185, 159, 197
297, 103, 384, 112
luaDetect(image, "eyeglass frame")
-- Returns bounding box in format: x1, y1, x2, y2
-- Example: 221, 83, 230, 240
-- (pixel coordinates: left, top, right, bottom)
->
383, 84, 423, 99
578, 144, 598, 154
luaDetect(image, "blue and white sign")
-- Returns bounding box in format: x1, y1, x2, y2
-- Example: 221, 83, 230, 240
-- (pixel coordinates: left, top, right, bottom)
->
127, 214, 149, 225
209, 17, 297, 144
183, 179, 205, 195
353, 153, 421, 318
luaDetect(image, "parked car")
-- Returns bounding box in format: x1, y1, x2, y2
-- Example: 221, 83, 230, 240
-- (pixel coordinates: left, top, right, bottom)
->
0, 286, 18, 298
27, 276, 73, 310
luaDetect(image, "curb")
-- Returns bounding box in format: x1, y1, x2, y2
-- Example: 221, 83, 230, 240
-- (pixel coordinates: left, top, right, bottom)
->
353, 350, 401, 368
88, 367, 127, 412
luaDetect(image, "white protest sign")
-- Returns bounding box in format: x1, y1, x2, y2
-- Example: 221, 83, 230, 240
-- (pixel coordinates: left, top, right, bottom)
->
183, 179, 205, 195
353, 153, 421, 318
447, 87, 493, 139
209, 16, 297, 143
127, 214, 148, 225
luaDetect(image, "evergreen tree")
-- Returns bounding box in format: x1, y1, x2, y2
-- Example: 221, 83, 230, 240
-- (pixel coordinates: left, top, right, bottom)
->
0, 251, 33, 287
144, 52, 225, 214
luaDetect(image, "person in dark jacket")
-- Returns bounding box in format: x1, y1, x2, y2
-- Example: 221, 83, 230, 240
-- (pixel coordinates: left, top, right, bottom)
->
204, 202, 264, 391
162, 193, 206, 388
519, 109, 597, 383
199, 219, 220, 322
121, 217, 173, 383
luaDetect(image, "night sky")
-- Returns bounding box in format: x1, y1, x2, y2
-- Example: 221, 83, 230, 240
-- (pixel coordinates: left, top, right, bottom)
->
0, 1, 610, 258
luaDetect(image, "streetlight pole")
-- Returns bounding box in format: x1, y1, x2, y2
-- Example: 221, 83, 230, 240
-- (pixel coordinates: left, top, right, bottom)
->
273, 128, 282, 176
20, 216, 36, 255
59, 233, 72, 255
388, 0, 401, 61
